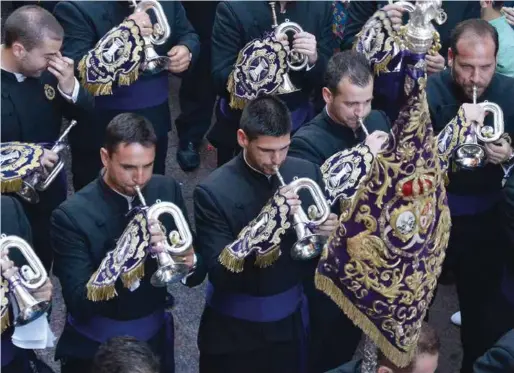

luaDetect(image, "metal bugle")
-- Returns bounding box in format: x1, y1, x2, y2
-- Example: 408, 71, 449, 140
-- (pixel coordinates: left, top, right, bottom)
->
0, 234, 50, 326
453, 85, 504, 170
269, 1, 305, 94
134, 186, 194, 286
17, 120, 77, 204
130, 0, 171, 75
273, 166, 331, 260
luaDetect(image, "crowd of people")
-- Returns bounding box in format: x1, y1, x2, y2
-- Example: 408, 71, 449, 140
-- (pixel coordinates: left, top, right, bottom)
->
1, 1, 514, 373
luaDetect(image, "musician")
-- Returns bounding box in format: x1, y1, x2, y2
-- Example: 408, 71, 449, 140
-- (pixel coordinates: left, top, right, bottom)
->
53, 0, 200, 190
209, 1, 337, 167
1, 5, 94, 270
50, 113, 200, 373
288, 50, 389, 372
194, 96, 338, 373
325, 323, 440, 373
175, 1, 219, 172
91, 336, 160, 373
426, 19, 514, 372
1, 195, 53, 373
289, 50, 390, 166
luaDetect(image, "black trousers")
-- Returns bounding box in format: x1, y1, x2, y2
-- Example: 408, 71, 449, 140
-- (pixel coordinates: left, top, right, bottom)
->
200, 341, 301, 373
446, 206, 514, 373
175, 45, 216, 147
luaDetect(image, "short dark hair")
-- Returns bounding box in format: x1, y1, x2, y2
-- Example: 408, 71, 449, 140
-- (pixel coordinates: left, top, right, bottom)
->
450, 19, 499, 57
240, 96, 291, 140
378, 322, 440, 372
91, 336, 160, 373
104, 113, 158, 155
4, 5, 64, 51
324, 50, 373, 94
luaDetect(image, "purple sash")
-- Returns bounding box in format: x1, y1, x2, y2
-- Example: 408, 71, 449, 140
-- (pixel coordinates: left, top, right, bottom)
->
68, 308, 175, 372
219, 98, 313, 132
95, 74, 169, 111
447, 192, 501, 216
206, 282, 309, 372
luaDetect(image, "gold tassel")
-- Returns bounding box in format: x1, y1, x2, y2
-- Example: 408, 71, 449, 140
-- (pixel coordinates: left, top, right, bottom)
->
314, 272, 416, 368
120, 263, 145, 289
118, 67, 139, 88
219, 248, 245, 273
1, 309, 10, 334
77, 57, 114, 96
254, 246, 280, 269
1, 178, 22, 193
86, 283, 117, 302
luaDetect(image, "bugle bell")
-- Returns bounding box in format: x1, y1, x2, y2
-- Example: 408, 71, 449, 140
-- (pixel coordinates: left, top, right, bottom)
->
134, 186, 194, 286
453, 85, 505, 170
269, 1, 306, 94
0, 234, 50, 326
273, 166, 331, 260
130, 0, 171, 75
17, 120, 77, 204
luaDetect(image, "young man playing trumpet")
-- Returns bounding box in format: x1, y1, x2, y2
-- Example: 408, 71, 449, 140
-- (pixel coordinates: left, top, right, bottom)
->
288, 50, 390, 373
194, 96, 338, 373
50, 113, 201, 373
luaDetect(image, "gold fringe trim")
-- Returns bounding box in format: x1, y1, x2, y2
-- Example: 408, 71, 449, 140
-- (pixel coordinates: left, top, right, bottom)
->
78, 56, 114, 96
1, 309, 10, 334
315, 272, 416, 368
1, 178, 22, 193
120, 262, 145, 289
254, 246, 280, 269
86, 283, 117, 302
219, 248, 245, 273
118, 68, 139, 88
227, 72, 247, 110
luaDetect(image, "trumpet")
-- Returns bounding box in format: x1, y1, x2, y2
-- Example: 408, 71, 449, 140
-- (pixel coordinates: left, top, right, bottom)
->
273, 166, 331, 260
130, 0, 171, 75
17, 120, 76, 204
134, 186, 194, 286
453, 85, 504, 170
358, 118, 370, 137
269, 1, 305, 94
0, 234, 50, 326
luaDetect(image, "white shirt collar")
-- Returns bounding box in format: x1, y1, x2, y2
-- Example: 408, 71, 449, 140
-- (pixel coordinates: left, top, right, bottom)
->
243, 150, 272, 180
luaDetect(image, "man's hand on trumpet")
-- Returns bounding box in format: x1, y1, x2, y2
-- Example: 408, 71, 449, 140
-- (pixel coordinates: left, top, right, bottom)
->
365, 130, 389, 156
167, 45, 192, 74
148, 219, 196, 268
0, 249, 53, 303
128, 11, 154, 37
313, 213, 339, 237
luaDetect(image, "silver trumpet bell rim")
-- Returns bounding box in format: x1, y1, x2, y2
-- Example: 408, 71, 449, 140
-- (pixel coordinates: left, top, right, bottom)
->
150, 262, 190, 287
291, 232, 328, 260
17, 180, 40, 204
274, 21, 309, 72
453, 143, 486, 169
13, 299, 51, 326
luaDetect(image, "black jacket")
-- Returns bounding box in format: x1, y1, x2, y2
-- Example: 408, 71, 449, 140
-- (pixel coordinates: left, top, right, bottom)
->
208, 1, 337, 149
50, 174, 200, 360
194, 153, 322, 355
53, 1, 200, 147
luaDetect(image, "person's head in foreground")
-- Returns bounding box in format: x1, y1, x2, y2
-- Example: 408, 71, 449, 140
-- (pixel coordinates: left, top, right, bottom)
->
377, 322, 440, 373
3, 5, 64, 78
101, 113, 158, 196
91, 336, 160, 373
237, 95, 292, 176
448, 18, 499, 100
